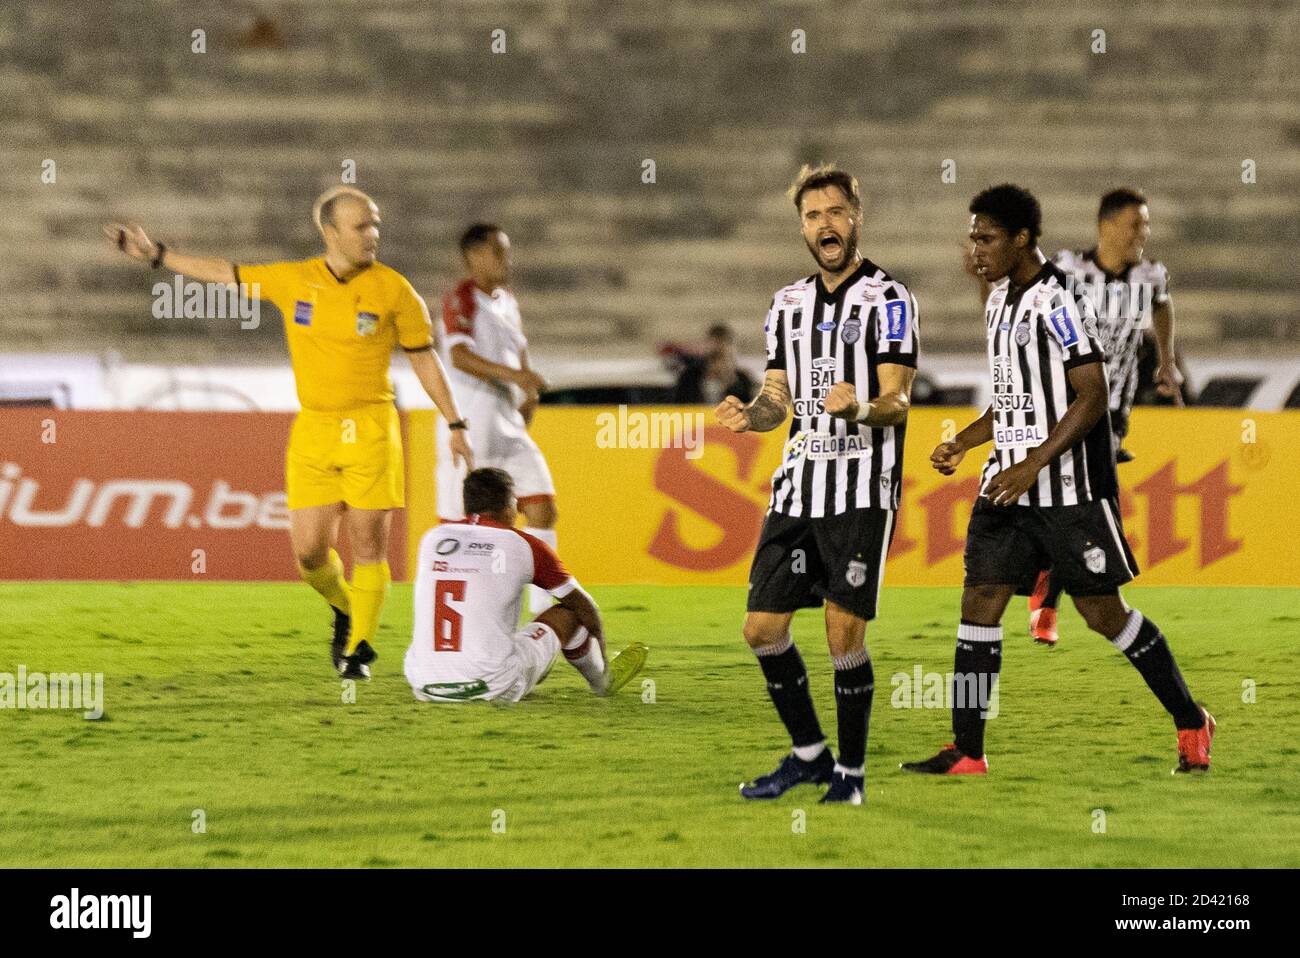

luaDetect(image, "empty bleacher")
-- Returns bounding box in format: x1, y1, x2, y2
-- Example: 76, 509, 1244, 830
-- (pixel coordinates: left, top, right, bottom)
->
2, 0, 1297, 365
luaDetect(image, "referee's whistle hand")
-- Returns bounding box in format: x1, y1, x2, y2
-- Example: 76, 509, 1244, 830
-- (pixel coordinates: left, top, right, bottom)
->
714, 395, 750, 432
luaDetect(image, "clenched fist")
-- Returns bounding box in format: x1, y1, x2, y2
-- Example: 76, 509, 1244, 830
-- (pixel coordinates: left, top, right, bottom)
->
714, 395, 751, 433
930, 440, 966, 476
823, 381, 860, 420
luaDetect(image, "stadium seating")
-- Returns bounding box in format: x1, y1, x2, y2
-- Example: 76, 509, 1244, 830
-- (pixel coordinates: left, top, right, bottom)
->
3, 0, 1298, 363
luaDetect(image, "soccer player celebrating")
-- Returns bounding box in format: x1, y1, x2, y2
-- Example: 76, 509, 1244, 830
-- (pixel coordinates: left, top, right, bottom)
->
437, 224, 557, 614
403, 468, 647, 702
1027, 189, 1182, 643
717, 164, 919, 805
104, 186, 473, 680
902, 184, 1214, 777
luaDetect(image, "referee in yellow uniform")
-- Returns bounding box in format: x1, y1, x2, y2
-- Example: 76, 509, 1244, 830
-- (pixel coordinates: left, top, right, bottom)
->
105, 187, 473, 679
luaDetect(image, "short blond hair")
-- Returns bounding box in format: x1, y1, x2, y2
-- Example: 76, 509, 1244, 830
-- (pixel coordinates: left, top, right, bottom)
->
312, 186, 375, 232
787, 163, 861, 213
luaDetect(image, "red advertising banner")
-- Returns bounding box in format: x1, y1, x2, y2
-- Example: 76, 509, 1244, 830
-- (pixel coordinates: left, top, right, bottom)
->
0, 411, 405, 581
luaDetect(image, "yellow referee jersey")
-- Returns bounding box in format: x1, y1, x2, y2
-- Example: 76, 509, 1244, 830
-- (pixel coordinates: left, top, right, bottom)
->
236, 258, 433, 412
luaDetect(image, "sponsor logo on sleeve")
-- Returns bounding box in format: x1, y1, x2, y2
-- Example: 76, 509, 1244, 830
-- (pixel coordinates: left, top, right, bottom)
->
884, 300, 907, 341
293, 300, 314, 326
1049, 307, 1079, 347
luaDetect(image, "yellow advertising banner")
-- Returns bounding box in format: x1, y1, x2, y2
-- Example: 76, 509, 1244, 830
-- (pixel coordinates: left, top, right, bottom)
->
406, 407, 1300, 587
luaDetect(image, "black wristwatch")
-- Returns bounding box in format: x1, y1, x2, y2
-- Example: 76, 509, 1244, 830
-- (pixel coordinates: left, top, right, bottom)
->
447, 419, 469, 431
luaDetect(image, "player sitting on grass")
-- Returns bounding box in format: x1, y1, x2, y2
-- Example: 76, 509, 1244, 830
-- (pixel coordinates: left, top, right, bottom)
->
902, 184, 1214, 777
403, 467, 648, 702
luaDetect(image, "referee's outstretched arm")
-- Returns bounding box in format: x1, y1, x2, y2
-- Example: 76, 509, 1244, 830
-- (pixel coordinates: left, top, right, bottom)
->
715, 370, 790, 433
103, 222, 236, 285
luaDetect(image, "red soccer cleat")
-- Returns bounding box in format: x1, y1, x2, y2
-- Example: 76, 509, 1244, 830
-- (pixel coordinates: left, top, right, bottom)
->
900, 744, 989, 775
1030, 606, 1058, 645
1174, 706, 1216, 774
1028, 570, 1050, 613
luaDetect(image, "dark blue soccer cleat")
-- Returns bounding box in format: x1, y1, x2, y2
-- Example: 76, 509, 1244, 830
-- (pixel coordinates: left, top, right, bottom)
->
739, 749, 834, 800
819, 770, 865, 805
330, 606, 351, 673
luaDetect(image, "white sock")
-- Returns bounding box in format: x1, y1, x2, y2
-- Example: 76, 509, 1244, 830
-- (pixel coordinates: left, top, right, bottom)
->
563, 625, 607, 692
833, 762, 864, 778
525, 527, 557, 614
793, 742, 826, 762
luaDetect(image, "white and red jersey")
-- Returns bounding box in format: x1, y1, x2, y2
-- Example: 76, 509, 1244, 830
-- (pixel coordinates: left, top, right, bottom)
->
404, 514, 578, 694
440, 279, 529, 421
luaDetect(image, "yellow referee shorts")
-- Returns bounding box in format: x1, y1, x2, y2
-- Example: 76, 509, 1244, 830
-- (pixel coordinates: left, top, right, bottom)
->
286, 403, 405, 511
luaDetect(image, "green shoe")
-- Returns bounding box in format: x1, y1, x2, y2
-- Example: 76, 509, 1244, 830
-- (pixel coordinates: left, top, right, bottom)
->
600, 642, 649, 696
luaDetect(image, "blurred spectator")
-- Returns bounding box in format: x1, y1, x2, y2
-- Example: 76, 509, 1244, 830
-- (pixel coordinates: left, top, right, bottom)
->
661, 324, 757, 405
237, 13, 286, 49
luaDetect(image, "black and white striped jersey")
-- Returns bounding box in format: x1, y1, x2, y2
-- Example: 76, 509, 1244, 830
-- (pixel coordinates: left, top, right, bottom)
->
1053, 248, 1170, 414
979, 260, 1117, 508
763, 257, 919, 517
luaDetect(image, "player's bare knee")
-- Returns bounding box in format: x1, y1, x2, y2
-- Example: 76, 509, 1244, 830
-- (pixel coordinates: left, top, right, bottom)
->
1073, 594, 1127, 637
961, 584, 1010, 624
533, 605, 578, 643
294, 545, 329, 570
742, 615, 787, 650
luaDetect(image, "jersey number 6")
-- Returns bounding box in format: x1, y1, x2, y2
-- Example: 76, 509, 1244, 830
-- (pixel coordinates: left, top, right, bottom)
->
434, 579, 466, 652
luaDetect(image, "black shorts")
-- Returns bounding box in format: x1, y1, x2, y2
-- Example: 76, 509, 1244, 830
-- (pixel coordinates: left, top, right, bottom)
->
747, 508, 896, 622
964, 496, 1138, 597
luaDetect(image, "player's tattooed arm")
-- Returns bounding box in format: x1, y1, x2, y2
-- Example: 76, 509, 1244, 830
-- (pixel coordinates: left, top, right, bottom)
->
985, 361, 1107, 505
715, 370, 790, 433
1151, 300, 1184, 405
931, 406, 993, 476
102, 222, 236, 284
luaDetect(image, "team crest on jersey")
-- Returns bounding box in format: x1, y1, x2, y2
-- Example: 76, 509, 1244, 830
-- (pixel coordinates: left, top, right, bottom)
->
1015, 323, 1031, 346
1084, 545, 1106, 574
293, 300, 314, 326
840, 315, 861, 344
884, 300, 907, 341
356, 311, 379, 336
846, 560, 868, 588
1049, 307, 1079, 347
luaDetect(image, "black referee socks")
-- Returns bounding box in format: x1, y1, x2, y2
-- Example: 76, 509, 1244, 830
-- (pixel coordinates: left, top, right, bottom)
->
1112, 611, 1203, 729
953, 622, 1003, 759
832, 649, 875, 771
755, 639, 825, 749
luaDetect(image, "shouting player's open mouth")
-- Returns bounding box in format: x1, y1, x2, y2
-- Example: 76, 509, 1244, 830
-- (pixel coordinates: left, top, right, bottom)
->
817, 231, 845, 265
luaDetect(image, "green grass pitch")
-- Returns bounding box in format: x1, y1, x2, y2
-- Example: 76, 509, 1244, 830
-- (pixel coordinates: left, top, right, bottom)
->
2, 582, 1297, 868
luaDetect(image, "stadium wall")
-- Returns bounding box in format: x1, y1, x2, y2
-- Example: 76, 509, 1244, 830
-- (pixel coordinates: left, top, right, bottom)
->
407, 407, 1300, 589
1, 408, 1294, 586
